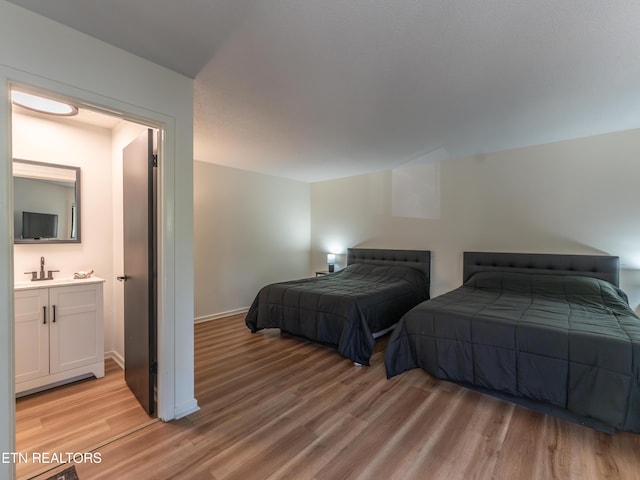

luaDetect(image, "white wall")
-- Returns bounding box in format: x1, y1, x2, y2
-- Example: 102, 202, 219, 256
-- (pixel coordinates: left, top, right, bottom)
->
13, 111, 150, 368
194, 161, 310, 320
12, 110, 118, 355
0, 2, 195, 474
311, 128, 640, 311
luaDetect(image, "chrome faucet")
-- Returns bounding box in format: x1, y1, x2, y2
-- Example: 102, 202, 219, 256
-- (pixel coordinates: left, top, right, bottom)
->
24, 256, 59, 281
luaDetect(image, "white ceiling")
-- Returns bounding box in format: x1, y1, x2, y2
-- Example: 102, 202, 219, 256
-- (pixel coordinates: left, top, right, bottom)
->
9, 0, 640, 182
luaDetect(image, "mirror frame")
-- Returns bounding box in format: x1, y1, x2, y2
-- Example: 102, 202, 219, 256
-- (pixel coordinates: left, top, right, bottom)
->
13, 158, 81, 244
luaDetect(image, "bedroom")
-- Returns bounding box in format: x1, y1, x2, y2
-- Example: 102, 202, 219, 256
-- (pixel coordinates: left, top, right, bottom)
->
2, 1, 640, 479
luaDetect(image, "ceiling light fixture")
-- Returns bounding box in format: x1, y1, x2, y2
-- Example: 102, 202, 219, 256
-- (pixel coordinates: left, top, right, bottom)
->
11, 90, 78, 116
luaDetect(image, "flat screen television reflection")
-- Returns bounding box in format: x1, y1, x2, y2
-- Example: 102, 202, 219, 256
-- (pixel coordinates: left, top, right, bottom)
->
22, 211, 58, 239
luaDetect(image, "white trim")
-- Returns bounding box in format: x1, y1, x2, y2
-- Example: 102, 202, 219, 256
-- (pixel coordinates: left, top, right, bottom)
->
174, 399, 200, 419
155, 124, 176, 422
106, 350, 125, 370
2, 67, 190, 439
0, 73, 16, 480
195, 307, 250, 324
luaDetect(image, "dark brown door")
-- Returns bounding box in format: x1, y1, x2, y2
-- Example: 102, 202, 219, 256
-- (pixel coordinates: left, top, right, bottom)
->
121, 129, 156, 415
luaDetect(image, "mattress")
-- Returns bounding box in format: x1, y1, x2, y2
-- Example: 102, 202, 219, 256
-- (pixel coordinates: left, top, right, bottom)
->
385, 270, 640, 432
246, 262, 429, 365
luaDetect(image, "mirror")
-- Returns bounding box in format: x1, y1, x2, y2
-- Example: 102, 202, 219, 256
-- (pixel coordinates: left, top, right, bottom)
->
13, 159, 81, 244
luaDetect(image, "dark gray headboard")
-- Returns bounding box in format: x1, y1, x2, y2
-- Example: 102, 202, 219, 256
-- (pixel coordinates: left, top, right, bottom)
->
463, 252, 620, 287
347, 248, 431, 288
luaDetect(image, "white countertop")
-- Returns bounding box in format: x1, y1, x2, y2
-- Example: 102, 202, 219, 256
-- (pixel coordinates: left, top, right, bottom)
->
15, 276, 105, 291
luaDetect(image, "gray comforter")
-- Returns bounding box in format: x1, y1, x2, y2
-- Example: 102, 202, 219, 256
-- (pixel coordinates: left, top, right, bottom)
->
385, 271, 640, 432
246, 263, 429, 365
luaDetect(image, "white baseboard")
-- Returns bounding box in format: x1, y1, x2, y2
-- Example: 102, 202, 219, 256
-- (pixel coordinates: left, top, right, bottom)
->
105, 350, 125, 370
174, 398, 200, 419
194, 307, 249, 324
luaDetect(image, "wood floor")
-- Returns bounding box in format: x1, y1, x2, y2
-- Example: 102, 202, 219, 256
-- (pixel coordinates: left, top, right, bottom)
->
16, 358, 157, 480
31, 314, 640, 480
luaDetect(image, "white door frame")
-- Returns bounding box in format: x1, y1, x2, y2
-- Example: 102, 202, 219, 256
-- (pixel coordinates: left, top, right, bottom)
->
1, 68, 178, 476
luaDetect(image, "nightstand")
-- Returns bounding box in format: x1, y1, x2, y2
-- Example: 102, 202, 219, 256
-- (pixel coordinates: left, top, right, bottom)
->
315, 271, 329, 277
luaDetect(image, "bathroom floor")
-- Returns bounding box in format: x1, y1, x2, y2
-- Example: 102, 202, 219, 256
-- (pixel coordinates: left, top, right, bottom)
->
15, 358, 157, 480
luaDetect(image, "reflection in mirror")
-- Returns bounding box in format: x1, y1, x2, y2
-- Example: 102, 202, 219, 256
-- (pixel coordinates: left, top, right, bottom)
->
13, 159, 81, 244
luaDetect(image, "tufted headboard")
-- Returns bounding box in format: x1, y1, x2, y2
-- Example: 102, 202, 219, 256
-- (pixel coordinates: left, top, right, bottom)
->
463, 251, 620, 287
347, 248, 431, 289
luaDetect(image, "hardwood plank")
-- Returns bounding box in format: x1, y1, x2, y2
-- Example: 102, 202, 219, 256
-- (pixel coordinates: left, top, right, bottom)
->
26, 314, 640, 480
266, 413, 369, 480
16, 358, 156, 480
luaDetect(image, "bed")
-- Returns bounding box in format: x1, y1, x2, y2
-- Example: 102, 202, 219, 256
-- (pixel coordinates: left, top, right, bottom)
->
385, 252, 640, 433
245, 248, 430, 365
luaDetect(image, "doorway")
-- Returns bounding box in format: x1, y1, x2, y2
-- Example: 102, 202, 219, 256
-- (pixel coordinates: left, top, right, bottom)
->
11, 85, 161, 476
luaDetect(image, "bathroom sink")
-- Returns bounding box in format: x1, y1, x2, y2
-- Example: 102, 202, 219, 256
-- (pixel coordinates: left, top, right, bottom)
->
14, 276, 104, 290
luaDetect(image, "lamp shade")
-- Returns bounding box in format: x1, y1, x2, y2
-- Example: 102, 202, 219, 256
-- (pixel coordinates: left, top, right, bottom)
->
327, 253, 336, 264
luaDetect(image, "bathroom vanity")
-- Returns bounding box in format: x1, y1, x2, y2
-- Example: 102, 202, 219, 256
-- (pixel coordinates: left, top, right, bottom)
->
14, 277, 104, 396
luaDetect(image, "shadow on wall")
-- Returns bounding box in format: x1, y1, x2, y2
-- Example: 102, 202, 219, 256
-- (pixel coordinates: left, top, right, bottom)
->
391, 162, 441, 220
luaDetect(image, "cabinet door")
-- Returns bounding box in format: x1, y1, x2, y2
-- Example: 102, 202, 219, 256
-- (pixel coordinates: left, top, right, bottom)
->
49, 284, 103, 374
15, 289, 49, 383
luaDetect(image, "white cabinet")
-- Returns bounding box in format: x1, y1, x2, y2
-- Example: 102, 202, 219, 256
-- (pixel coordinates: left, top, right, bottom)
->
15, 278, 104, 395
14, 288, 49, 385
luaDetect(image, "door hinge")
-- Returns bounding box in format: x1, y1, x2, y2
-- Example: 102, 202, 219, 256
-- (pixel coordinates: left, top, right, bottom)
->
152, 154, 158, 167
